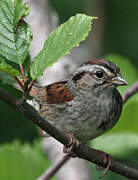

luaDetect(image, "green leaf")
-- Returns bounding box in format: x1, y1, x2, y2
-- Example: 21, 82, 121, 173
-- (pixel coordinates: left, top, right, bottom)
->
0, 56, 19, 76
91, 133, 138, 158
0, 71, 15, 85
30, 14, 97, 79
91, 133, 138, 180
14, 0, 30, 32
0, 0, 32, 64
109, 101, 138, 134
22, 54, 31, 77
0, 141, 51, 180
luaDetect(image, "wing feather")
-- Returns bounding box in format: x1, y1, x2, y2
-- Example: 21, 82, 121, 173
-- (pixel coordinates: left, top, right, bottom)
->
30, 80, 73, 103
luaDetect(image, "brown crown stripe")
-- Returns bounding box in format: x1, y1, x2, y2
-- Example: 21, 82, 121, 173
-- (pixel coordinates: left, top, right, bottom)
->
83, 59, 120, 75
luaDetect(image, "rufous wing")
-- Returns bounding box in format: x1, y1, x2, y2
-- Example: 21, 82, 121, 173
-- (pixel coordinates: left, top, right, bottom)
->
30, 80, 73, 103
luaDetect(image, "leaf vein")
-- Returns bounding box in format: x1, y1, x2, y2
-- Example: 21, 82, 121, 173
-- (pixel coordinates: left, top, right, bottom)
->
0, 20, 13, 35
0, 2, 13, 26
0, 41, 16, 51
5, 0, 14, 18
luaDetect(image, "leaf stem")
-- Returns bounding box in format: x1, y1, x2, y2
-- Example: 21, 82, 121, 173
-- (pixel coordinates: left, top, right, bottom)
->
13, 76, 25, 91
20, 64, 26, 82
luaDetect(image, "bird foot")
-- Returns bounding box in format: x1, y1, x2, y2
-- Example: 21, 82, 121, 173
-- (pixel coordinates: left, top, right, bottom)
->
63, 133, 80, 157
99, 154, 112, 178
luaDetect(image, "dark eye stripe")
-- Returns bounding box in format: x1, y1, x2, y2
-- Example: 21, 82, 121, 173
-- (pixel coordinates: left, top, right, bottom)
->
72, 72, 86, 82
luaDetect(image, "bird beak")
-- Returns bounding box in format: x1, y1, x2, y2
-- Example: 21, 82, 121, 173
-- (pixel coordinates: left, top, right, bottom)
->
112, 75, 128, 86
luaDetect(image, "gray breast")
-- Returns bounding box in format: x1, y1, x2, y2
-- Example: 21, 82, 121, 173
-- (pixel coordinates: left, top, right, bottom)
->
96, 88, 122, 132
39, 87, 122, 143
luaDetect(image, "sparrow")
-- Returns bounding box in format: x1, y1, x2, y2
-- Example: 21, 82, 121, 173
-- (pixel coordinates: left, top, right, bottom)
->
28, 59, 128, 143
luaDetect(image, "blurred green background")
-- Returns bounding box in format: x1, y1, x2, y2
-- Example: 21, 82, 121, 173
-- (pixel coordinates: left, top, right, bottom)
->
0, 0, 138, 179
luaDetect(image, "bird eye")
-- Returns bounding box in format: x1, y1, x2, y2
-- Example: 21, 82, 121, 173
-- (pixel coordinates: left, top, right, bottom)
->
95, 71, 104, 78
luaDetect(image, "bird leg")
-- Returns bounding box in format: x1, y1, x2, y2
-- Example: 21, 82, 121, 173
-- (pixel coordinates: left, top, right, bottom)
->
63, 133, 80, 157
90, 147, 112, 177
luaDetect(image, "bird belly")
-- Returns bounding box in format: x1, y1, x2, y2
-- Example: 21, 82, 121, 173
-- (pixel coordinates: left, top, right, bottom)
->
39, 89, 122, 143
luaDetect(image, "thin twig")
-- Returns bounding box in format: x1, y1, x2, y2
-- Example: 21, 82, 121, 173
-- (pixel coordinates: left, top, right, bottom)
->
0, 82, 138, 179
37, 155, 70, 180
122, 81, 138, 104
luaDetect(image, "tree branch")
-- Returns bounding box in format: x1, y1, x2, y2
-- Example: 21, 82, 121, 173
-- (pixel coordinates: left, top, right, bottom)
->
122, 81, 138, 104
0, 82, 138, 179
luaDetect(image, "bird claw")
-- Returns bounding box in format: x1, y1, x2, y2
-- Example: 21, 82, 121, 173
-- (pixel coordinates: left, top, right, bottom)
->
99, 154, 112, 178
96, 165, 104, 171
63, 133, 80, 157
